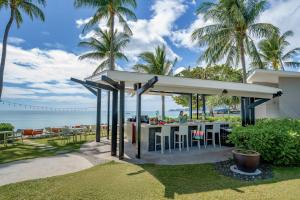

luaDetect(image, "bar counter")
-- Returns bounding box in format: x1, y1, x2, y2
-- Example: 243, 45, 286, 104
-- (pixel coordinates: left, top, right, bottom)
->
125, 122, 231, 153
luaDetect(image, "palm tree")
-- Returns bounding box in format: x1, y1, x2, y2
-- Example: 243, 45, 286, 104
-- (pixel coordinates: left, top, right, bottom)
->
192, 0, 278, 83
79, 29, 129, 75
253, 30, 300, 71
133, 45, 177, 120
0, 0, 46, 99
74, 0, 137, 70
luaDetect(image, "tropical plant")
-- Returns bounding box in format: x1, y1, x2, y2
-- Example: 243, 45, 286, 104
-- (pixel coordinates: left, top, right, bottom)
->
74, 0, 137, 70
0, 0, 46, 100
79, 29, 129, 75
133, 45, 177, 119
229, 118, 300, 166
192, 0, 278, 83
252, 30, 300, 71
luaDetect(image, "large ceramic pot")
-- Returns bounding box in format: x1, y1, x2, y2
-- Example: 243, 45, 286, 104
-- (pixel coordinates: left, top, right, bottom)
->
232, 149, 260, 173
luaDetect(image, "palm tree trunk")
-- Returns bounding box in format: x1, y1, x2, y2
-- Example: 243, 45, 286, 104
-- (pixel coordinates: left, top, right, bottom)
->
109, 3, 115, 71
0, 8, 14, 100
280, 59, 285, 71
239, 41, 247, 83
161, 95, 165, 120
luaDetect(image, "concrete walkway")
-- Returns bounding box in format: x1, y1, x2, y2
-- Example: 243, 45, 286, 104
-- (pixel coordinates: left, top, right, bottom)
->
0, 153, 95, 186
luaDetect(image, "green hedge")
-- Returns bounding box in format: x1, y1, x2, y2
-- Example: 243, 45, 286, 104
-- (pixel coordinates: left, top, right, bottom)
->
228, 119, 300, 166
0, 123, 14, 132
206, 116, 241, 123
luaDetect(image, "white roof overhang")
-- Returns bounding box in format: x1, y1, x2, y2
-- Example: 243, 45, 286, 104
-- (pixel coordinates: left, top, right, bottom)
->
87, 70, 282, 99
247, 69, 300, 84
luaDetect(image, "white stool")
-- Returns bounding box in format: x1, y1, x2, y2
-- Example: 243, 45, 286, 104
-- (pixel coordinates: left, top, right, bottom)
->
174, 125, 189, 152
191, 123, 206, 149
206, 123, 221, 148
155, 126, 171, 154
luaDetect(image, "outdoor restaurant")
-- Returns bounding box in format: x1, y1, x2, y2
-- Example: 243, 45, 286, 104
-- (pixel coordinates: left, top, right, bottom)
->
71, 70, 282, 161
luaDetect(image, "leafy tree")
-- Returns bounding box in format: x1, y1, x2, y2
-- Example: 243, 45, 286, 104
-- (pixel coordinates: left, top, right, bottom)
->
0, 0, 46, 99
133, 45, 177, 119
173, 65, 242, 115
192, 0, 278, 83
252, 30, 300, 71
79, 29, 129, 75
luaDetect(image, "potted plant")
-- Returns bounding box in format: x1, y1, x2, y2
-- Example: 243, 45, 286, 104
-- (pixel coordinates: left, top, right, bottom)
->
232, 149, 260, 173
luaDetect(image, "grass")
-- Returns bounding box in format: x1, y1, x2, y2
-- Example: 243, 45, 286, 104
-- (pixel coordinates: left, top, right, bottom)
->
0, 134, 96, 164
0, 162, 299, 200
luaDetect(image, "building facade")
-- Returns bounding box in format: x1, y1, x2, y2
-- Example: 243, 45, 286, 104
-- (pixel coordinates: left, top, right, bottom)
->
247, 70, 300, 119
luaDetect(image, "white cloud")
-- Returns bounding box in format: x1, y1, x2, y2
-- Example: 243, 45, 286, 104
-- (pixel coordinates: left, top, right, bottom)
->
7, 37, 25, 45
76, 17, 93, 28
1, 44, 101, 105
43, 42, 65, 49
78, 0, 188, 69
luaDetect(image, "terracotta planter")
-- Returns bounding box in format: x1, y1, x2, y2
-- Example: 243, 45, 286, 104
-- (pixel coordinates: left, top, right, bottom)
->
232, 149, 260, 173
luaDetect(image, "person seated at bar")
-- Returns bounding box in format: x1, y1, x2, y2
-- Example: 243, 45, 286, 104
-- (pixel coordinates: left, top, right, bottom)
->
178, 111, 188, 124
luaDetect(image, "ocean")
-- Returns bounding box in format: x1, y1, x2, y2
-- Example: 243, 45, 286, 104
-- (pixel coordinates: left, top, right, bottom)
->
0, 110, 179, 129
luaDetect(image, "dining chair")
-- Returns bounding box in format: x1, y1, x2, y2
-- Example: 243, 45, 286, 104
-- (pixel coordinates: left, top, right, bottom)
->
174, 125, 189, 152
155, 125, 171, 154
191, 123, 205, 149
206, 123, 221, 148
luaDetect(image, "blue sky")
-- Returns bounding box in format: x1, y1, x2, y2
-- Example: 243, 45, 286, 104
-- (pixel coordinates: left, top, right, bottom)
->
0, 0, 300, 112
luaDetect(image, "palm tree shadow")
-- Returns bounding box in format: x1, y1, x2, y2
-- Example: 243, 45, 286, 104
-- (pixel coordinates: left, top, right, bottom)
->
128, 163, 300, 199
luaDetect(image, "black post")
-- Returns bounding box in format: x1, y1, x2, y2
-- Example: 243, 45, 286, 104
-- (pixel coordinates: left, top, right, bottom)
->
241, 97, 246, 126
136, 83, 142, 159
96, 89, 101, 142
202, 94, 206, 119
249, 97, 255, 125
107, 91, 110, 139
111, 89, 118, 156
119, 81, 125, 159
189, 94, 193, 119
196, 94, 199, 120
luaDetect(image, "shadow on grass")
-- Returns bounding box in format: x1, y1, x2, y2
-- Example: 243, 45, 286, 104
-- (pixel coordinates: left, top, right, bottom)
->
132, 163, 300, 199
0, 136, 95, 165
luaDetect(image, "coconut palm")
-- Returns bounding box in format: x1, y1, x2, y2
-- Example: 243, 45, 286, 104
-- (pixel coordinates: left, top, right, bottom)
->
0, 0, 46, 99
253, 30, 300, 71
192, 0, 278, 83
74, 0, 137, 70
133, 45, 177, 120
79, 29, 129, 75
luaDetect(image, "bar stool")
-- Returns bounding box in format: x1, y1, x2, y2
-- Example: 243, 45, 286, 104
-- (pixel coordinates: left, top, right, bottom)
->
191, 123, 205, 149
155, 126, 171, 154
174, 125, 189, 152
206, 123, 221, 148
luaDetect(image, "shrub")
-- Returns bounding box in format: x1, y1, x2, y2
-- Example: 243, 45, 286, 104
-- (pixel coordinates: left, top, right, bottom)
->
0, 123, 14, 131
206, 116, 241, 123
228, 119, 300, 166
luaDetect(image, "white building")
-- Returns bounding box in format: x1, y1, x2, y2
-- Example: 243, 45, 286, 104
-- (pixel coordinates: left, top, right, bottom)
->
247, 69, 300, 119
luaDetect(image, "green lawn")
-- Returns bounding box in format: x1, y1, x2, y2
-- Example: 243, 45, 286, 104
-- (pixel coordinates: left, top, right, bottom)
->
0, 162, 299, 200
0, 134, 96, 164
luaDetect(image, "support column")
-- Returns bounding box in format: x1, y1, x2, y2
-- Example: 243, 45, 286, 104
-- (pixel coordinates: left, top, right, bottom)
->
136, 83, 142, 159
241, 97, 246, 126
96, 89, 101, 142
189, 94, 193, 119
202, 94, 206, 119
196, 94, 199, 120
119, 81, 125, 159
107, 91, 110, 139
249, 97, 255, 125
111, 90, 118, 156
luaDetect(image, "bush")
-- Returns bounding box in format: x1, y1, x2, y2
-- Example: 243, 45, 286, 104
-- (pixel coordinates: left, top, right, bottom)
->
228, 119, 300, 166
0, 123, 14, 131
206, 116, 241, 123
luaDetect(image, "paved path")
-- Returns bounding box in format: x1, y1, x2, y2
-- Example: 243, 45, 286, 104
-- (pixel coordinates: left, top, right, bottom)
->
0, 153, 94, 186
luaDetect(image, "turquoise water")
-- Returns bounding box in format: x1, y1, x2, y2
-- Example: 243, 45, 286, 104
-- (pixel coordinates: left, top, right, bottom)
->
0, 110, 179, 129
